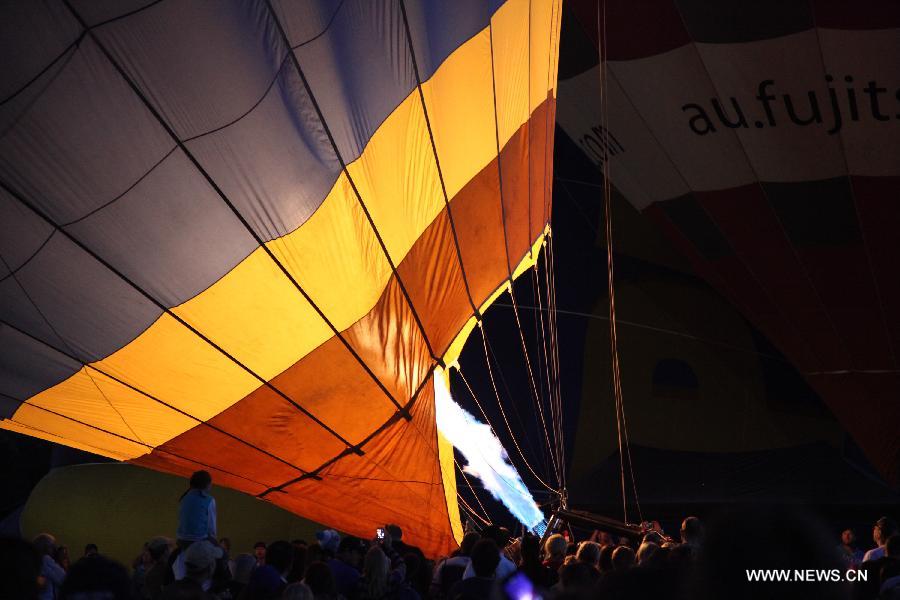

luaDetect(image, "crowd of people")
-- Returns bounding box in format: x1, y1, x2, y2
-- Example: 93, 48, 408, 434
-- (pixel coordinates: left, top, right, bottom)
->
0, 470, 897, 600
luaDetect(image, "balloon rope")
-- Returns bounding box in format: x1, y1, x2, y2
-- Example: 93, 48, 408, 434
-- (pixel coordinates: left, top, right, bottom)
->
487, 11, 563, 493
531, 268, 557, 488
600, 0, 629, 525
526, 3, 546, 488
544, 0, 566, 504
532, 264, 563, 491
475, 326, 558, 493
509, 286, 561, 486
455, 368, 554, 499
459, 495, 491, 527
535, 246, 565, 500
536, 244, 564, 502
545, 236, 566, 497
455, 459, 493, 524
598, 0, 642, 524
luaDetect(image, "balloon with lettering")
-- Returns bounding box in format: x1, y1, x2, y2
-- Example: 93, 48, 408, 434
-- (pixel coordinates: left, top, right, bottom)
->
557, 0, 900, 484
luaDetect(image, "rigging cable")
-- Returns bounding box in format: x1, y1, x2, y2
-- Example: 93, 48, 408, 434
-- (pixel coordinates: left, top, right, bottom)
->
551, 237, 566, 493
458, 496, 491, 527
455, 459, 493, 524
455, 367, 555, 497
598, 0, 642, 524
541, 236, 566, 500
476, 324, 558, 493
508, 285, 561, 487
486, 0, 562, 494
532, 263, 562, 492
535, 0, 568, 505
483, 328, 560, 490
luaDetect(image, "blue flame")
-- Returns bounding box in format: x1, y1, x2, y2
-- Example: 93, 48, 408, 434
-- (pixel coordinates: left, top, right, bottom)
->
434, 369, 544, 532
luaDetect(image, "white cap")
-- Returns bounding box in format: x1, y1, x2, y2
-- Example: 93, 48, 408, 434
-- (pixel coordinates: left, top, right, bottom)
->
183, 541, 223, 573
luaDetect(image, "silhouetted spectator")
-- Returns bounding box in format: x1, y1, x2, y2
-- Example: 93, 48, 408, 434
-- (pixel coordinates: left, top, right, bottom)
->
268, 541, 296, 581
219, 538, 234, 576
287, 543, 308, 584
447, 539, 499, 600
638, 531, 658, 547
681, 516, 702, 550
142, 537, 171, 600
575, 541, 601, 572
255, 542, 268, 568
246, 540, 294, 599
356, 546, 392, 600
667, 543, 693, 573
402, 551, 429, 598
315, 530, 340, 559
611, 545, 635, 570
880, 554, 900, 600
179, 540, 222, 594
590, 530, 615, 546
636, 541, 659, 565
84, 544, 99, 558
864, 517, 898, 562
385, 525, 424, 563
887, 534, 900, 559
839, 528, 864, 567
433, 531, 479, 595
305, 543, 325, 569
461, 526, 514, 581
53, 545, 70, 573
229, 553, 256, 599
304, 561, 338, 600
542, 534, 567, 574
598, 544, 614, 574
558, 560, 594, 593
328, 536, 363, 597
517, 533, 556, 588
0, 536, 41, 600
61, 554, 131, 600
282, 581, 313, 600
160, 579, 207, 600
35, 533, 65, 600
133, 541, 152, 596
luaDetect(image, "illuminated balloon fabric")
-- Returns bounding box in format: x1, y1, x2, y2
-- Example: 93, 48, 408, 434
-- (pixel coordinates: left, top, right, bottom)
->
0, 0, 562, 556
557, 0, 900, 483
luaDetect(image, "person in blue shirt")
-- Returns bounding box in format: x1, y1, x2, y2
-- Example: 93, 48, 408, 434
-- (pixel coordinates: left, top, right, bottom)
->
172, 471, 219, 583
177, 470, 217, 545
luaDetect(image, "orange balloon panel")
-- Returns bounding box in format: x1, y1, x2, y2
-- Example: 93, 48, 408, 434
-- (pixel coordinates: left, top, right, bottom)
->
0, 0, 561, 555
